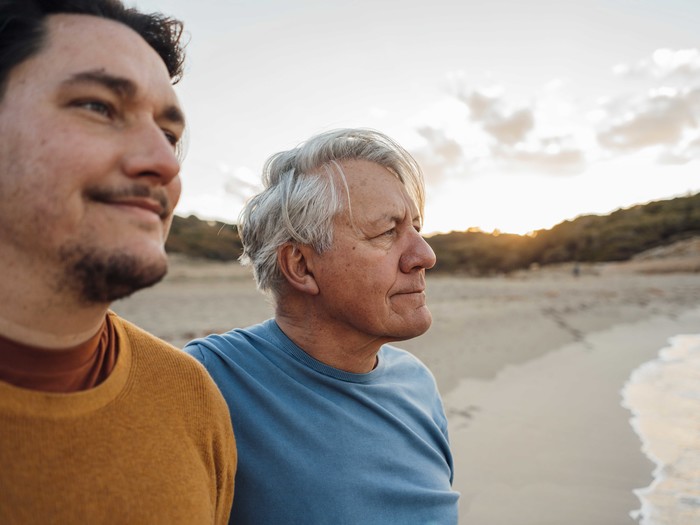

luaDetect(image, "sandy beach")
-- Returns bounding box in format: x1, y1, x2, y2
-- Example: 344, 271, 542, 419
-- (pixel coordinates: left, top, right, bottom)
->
113, 244, 700, 524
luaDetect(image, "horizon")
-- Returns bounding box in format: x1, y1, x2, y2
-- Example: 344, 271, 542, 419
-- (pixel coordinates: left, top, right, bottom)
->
175, 187, 699, 239
133, 0, 700, 236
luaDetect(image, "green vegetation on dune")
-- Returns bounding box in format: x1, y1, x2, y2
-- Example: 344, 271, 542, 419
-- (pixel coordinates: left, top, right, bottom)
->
166, 215, 242, 261
167, 192, 700, 275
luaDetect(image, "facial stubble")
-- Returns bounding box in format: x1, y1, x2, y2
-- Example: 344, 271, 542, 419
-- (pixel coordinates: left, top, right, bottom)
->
59, 243, 167, 304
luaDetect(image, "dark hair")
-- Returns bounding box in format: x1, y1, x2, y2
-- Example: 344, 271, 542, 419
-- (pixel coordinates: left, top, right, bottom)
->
0, 0, 185, 97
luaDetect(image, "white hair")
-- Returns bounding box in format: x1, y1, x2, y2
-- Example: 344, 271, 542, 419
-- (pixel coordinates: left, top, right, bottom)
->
238, 128, 426, 297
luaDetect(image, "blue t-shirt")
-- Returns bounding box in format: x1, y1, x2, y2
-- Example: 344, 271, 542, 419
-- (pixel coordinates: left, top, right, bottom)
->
185, 319, 459, 525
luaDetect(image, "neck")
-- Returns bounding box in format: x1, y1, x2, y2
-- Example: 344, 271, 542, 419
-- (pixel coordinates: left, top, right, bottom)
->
0, 252, 108, 349
0, 312, 106, 349
275, 303, 385, 374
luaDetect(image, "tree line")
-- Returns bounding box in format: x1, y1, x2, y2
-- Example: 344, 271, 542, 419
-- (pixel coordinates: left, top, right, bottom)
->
166, 192, 700, 276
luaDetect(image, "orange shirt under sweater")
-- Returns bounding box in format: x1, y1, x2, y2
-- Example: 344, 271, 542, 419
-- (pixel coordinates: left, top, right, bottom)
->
0, 314, 117, 392
0, 311, 236, 524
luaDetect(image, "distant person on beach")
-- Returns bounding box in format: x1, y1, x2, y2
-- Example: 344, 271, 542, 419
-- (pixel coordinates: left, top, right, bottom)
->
0, 1, 235, 522
186, 128, 459, 524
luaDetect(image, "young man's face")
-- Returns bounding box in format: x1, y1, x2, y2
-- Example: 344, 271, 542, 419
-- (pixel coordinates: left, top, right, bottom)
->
306, 159, 437, 350
0, 14, 184, 303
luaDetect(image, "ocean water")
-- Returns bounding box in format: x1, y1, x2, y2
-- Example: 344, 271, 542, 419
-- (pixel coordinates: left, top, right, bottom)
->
622, 333, 700, 525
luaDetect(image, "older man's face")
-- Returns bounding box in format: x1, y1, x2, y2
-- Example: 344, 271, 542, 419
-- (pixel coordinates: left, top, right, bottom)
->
0, 14, 184, 303
307, 159, 436, 349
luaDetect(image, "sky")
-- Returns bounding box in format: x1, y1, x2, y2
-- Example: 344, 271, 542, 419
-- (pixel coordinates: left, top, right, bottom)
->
132, 0, 700, 235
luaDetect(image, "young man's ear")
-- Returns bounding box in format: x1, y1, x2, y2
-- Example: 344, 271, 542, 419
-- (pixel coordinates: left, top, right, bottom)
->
277, 243, 319, 295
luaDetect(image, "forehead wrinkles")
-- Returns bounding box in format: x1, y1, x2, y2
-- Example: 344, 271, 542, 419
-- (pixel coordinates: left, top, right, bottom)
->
332, 160, 417, 235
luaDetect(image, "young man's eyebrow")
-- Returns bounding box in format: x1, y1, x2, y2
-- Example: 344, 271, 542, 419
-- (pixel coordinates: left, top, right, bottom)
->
161, 104, 185, 127
62, 70, 136, 98
61, 69, 185, 127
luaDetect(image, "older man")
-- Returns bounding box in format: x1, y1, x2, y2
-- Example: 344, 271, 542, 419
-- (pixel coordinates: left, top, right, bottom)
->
186, 128, 459, 524
0, 1, 235, 522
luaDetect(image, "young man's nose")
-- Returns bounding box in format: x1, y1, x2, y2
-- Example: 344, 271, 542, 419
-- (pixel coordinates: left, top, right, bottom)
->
121, 123, 181, 184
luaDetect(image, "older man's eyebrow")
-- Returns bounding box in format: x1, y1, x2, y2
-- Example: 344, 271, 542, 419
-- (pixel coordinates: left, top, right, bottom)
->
363, 213, 401, 234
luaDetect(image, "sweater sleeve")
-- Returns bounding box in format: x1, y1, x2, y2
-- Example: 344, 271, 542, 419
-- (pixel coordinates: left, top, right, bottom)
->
212, 382, 236, 525
182, 340, 235, 523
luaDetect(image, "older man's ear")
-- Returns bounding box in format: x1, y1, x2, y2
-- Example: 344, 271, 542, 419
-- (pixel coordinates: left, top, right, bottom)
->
277, 243, 320, 296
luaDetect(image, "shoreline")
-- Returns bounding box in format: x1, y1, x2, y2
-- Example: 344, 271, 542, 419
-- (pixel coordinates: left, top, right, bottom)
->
623, 333, 700, 524
445, 306, 700, 524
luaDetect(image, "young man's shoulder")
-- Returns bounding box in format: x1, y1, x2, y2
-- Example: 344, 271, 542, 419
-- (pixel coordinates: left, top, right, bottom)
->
108, 311, 225, 395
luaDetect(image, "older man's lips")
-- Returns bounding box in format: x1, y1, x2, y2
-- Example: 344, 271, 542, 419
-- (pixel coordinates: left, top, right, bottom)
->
393, 288, 426, 299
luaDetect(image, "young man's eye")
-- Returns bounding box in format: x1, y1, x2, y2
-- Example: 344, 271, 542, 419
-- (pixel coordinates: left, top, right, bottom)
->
74, 100, 114, 117
162, 129, 179, 147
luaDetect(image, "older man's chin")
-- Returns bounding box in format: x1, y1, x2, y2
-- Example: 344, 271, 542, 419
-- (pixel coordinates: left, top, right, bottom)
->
390, 308, 433, 342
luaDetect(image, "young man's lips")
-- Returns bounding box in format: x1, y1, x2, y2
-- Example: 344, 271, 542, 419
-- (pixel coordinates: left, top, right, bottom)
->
117, 197, 163, 215
87, 186, 170, 219
102, 197, 168, 219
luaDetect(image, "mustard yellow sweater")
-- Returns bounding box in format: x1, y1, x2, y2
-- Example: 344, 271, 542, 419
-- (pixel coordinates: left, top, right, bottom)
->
0, 312, 236, 524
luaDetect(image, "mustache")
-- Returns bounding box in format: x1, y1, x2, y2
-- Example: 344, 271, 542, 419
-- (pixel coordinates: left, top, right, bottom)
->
85, 185, 172, 219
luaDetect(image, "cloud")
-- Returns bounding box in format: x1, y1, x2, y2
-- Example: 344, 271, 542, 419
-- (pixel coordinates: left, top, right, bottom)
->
416, 127, 464, 164
452, 85, 584, 174
407, 80, 588, 179
483, 108, 535, 146
415, 49, 700, 183
412, 126, 469, 183
613, 48, 700, 80
597, 88, 698, 151
597, 49, 700, 163
460, 89, 534, 145
493, 136, 586, 174
657, 133, 700, 165
222, 165, 262, 201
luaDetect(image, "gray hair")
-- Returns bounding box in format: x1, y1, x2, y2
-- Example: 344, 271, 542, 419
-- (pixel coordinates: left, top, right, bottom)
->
238, 128, 426, 297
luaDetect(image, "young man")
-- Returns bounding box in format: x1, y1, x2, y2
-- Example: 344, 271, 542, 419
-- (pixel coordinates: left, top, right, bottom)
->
187, 128, 459, 524
0, 1, 235, 522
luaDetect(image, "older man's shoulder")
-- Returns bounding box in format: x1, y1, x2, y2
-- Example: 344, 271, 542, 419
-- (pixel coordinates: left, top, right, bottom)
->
380, 344, 435, 378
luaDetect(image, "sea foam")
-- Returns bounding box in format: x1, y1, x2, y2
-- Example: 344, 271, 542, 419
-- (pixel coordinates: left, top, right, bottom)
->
622, 333, 700, 524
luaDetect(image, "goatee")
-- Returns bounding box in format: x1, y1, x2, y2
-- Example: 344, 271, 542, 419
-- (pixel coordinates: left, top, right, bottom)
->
59, 245, 167, 304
